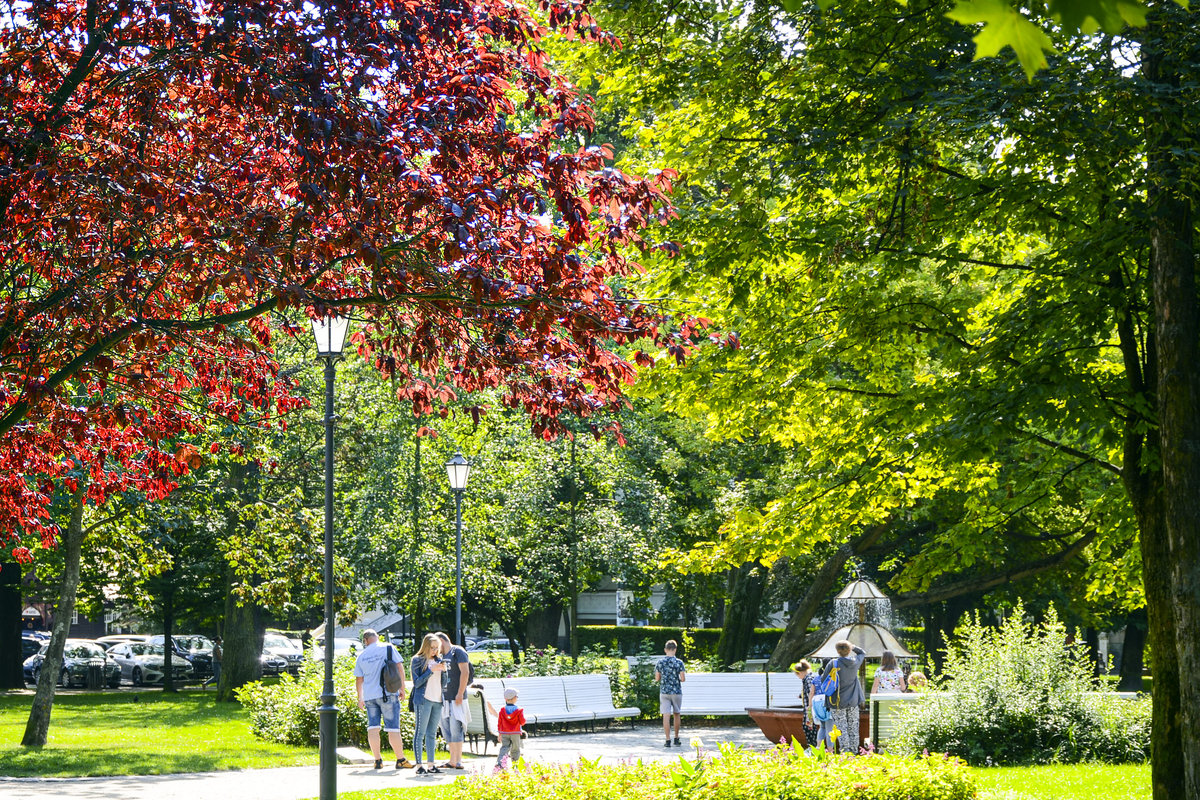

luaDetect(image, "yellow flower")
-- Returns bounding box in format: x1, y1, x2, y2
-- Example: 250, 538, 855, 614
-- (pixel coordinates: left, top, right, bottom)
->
829, 725, 841, 743
690, 737, 704, 749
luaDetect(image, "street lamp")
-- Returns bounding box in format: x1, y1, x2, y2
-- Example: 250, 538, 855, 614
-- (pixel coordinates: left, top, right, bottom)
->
312, 314, 349, 800
446, 452, 471, 646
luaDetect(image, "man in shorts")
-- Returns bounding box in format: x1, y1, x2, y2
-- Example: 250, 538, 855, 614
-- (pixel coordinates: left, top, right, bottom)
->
353, 629, 414, 770
655, 639, 686, 748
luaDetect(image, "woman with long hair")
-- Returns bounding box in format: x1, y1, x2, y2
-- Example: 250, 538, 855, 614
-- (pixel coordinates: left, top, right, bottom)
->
870, 650, 907, 694
410, 633, 446, 775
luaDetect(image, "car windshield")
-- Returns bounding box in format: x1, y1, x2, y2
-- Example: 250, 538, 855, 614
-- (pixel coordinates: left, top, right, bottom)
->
264, 635, 295, 649
132, 644, 165, 656
65, 643, 106, 658
176, 635, 213, 652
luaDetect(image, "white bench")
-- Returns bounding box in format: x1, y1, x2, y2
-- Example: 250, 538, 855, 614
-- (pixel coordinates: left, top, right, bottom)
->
502, 676, 594, 729
679, 673, 767, 715
767, 672, 808, 708
562, 674, 640, 729
465, 687, 500, 754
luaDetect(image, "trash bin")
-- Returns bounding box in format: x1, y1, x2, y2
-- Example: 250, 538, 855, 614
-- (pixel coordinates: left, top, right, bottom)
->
86, 658, 104, 690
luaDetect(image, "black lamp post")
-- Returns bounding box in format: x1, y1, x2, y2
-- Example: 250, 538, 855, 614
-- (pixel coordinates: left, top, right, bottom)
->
312, 314, 350, 800
445, 452, 471, 645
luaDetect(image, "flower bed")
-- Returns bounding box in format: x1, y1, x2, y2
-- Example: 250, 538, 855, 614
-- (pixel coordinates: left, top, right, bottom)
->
453, 743, 978, 800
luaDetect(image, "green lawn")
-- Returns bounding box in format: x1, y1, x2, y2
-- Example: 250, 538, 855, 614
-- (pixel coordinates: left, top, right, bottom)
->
975, 763, 1150, 800
0, 690, 318, 777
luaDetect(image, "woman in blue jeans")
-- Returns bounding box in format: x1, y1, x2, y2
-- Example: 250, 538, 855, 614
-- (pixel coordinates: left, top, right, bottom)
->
410, 633, 446, 775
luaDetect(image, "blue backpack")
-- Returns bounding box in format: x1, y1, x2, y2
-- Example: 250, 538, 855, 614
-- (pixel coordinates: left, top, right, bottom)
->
816, 663, 841, 706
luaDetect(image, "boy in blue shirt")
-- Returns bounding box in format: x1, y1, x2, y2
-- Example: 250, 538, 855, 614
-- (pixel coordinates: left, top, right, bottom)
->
655, 640, 687, 747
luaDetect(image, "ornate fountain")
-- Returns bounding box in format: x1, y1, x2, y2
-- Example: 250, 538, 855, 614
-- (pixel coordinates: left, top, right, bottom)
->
748, 575, 915, 747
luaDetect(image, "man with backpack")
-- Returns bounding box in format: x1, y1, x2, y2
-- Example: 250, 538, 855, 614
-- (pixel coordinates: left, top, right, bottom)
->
353, 629, 415, 770
815, 639, 866, 754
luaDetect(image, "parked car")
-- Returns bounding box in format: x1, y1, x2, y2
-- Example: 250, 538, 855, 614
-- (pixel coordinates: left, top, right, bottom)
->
147, 634, 213, 679
23, 640, 122, 688
106, 641, 193, 685
20, 633, 43, 660
311, 637, 360, 662
263, 633, 305, 674
260, 649, 289, 676
465, 637, 513, 652
95, 634, 149, 650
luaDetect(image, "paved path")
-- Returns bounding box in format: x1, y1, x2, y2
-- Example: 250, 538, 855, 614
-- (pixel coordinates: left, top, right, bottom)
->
0, 724, 769, 800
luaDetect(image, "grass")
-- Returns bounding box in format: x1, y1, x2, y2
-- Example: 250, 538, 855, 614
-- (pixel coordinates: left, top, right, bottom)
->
975, 762, 1150, 800
0, 689, 317, 777
304, 789, 446, 800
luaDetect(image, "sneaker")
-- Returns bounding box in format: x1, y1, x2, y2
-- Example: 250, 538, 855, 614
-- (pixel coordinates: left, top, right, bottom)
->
396, 758, 415, 769
664, 740, 671, 748
374, 759, 383, 770
427, 766, 442, 774
674, 737, 682, 746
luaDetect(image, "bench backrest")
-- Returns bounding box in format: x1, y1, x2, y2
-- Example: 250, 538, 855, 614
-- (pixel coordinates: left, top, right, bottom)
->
562, 674, 618, 713
501, 676, 571, 715
679, 672, 767, 713
473, 677, 507, 712
465, 687, 492, 736
768, 672, 808, 707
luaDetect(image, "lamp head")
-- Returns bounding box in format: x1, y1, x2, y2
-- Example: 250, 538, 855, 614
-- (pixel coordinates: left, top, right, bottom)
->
446, 451, 471, 491
311, 315, 351, 358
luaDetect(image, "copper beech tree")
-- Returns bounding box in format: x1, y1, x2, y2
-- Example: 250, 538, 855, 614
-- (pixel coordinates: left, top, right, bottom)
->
0, 0, 696, 557
0, 0, 708, 738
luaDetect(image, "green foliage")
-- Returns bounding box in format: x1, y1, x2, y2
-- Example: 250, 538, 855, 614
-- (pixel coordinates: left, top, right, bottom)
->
891, 604, 1150, 765
450, 743, 977, 800
236, 657, 414, 749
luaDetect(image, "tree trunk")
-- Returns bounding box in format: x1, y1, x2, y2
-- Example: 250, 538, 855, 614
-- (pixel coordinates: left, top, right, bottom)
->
0, 563, 22, 690
217, 572, 263, 701
716, 562, 767, 669
1117, 608, 1146, 693
525, 605, 561, 650
22, 481, 86, 746
767, 525, 887, 670
216, 461, 263, 701
1145, 9, 1200, 797
161, 583, 176, 693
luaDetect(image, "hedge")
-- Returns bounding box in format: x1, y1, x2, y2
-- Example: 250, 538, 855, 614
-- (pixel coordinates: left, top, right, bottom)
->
577, 626, 785, 659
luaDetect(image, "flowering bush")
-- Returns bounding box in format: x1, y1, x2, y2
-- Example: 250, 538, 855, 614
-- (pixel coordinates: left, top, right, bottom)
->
889, 604, 1150, 765
236, 655, 415, 748
452, 743, 978, 800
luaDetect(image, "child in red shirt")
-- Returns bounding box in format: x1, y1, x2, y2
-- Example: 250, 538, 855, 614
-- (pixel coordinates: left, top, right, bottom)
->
487, 687, 526, 771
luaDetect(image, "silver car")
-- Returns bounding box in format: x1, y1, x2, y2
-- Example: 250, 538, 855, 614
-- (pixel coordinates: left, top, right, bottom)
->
107, 642, 193, 685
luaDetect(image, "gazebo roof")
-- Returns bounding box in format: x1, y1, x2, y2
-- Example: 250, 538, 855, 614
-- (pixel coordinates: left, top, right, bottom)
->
834, 578, 889, 601
806, 622, 917, 660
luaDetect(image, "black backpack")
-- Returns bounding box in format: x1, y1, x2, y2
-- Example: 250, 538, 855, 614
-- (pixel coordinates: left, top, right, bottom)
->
380, 644, 404, 695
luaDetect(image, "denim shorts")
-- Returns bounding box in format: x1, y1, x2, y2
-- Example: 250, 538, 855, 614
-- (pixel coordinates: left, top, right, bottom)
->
364, 695, 402, 733
440, 703, 466, 743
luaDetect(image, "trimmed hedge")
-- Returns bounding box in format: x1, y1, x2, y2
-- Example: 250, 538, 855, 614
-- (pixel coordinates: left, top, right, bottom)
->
453, 741, 977, 800
578, 626, 785, 659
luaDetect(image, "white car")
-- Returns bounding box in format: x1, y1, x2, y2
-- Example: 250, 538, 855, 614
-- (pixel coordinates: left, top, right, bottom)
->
263, 634, 305, 674
311, 637, 360, 661
107, 641, 193, 685
466, 638, 514, 652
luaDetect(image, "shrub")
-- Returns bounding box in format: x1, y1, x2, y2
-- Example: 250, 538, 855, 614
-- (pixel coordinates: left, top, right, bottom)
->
452, 743, 977, 800
890, 604, 1150, 765
577, 626, 786, 659
236, 656, 415, 749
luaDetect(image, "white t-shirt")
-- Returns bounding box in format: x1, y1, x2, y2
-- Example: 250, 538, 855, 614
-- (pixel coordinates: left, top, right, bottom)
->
352, 641, 400, 702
